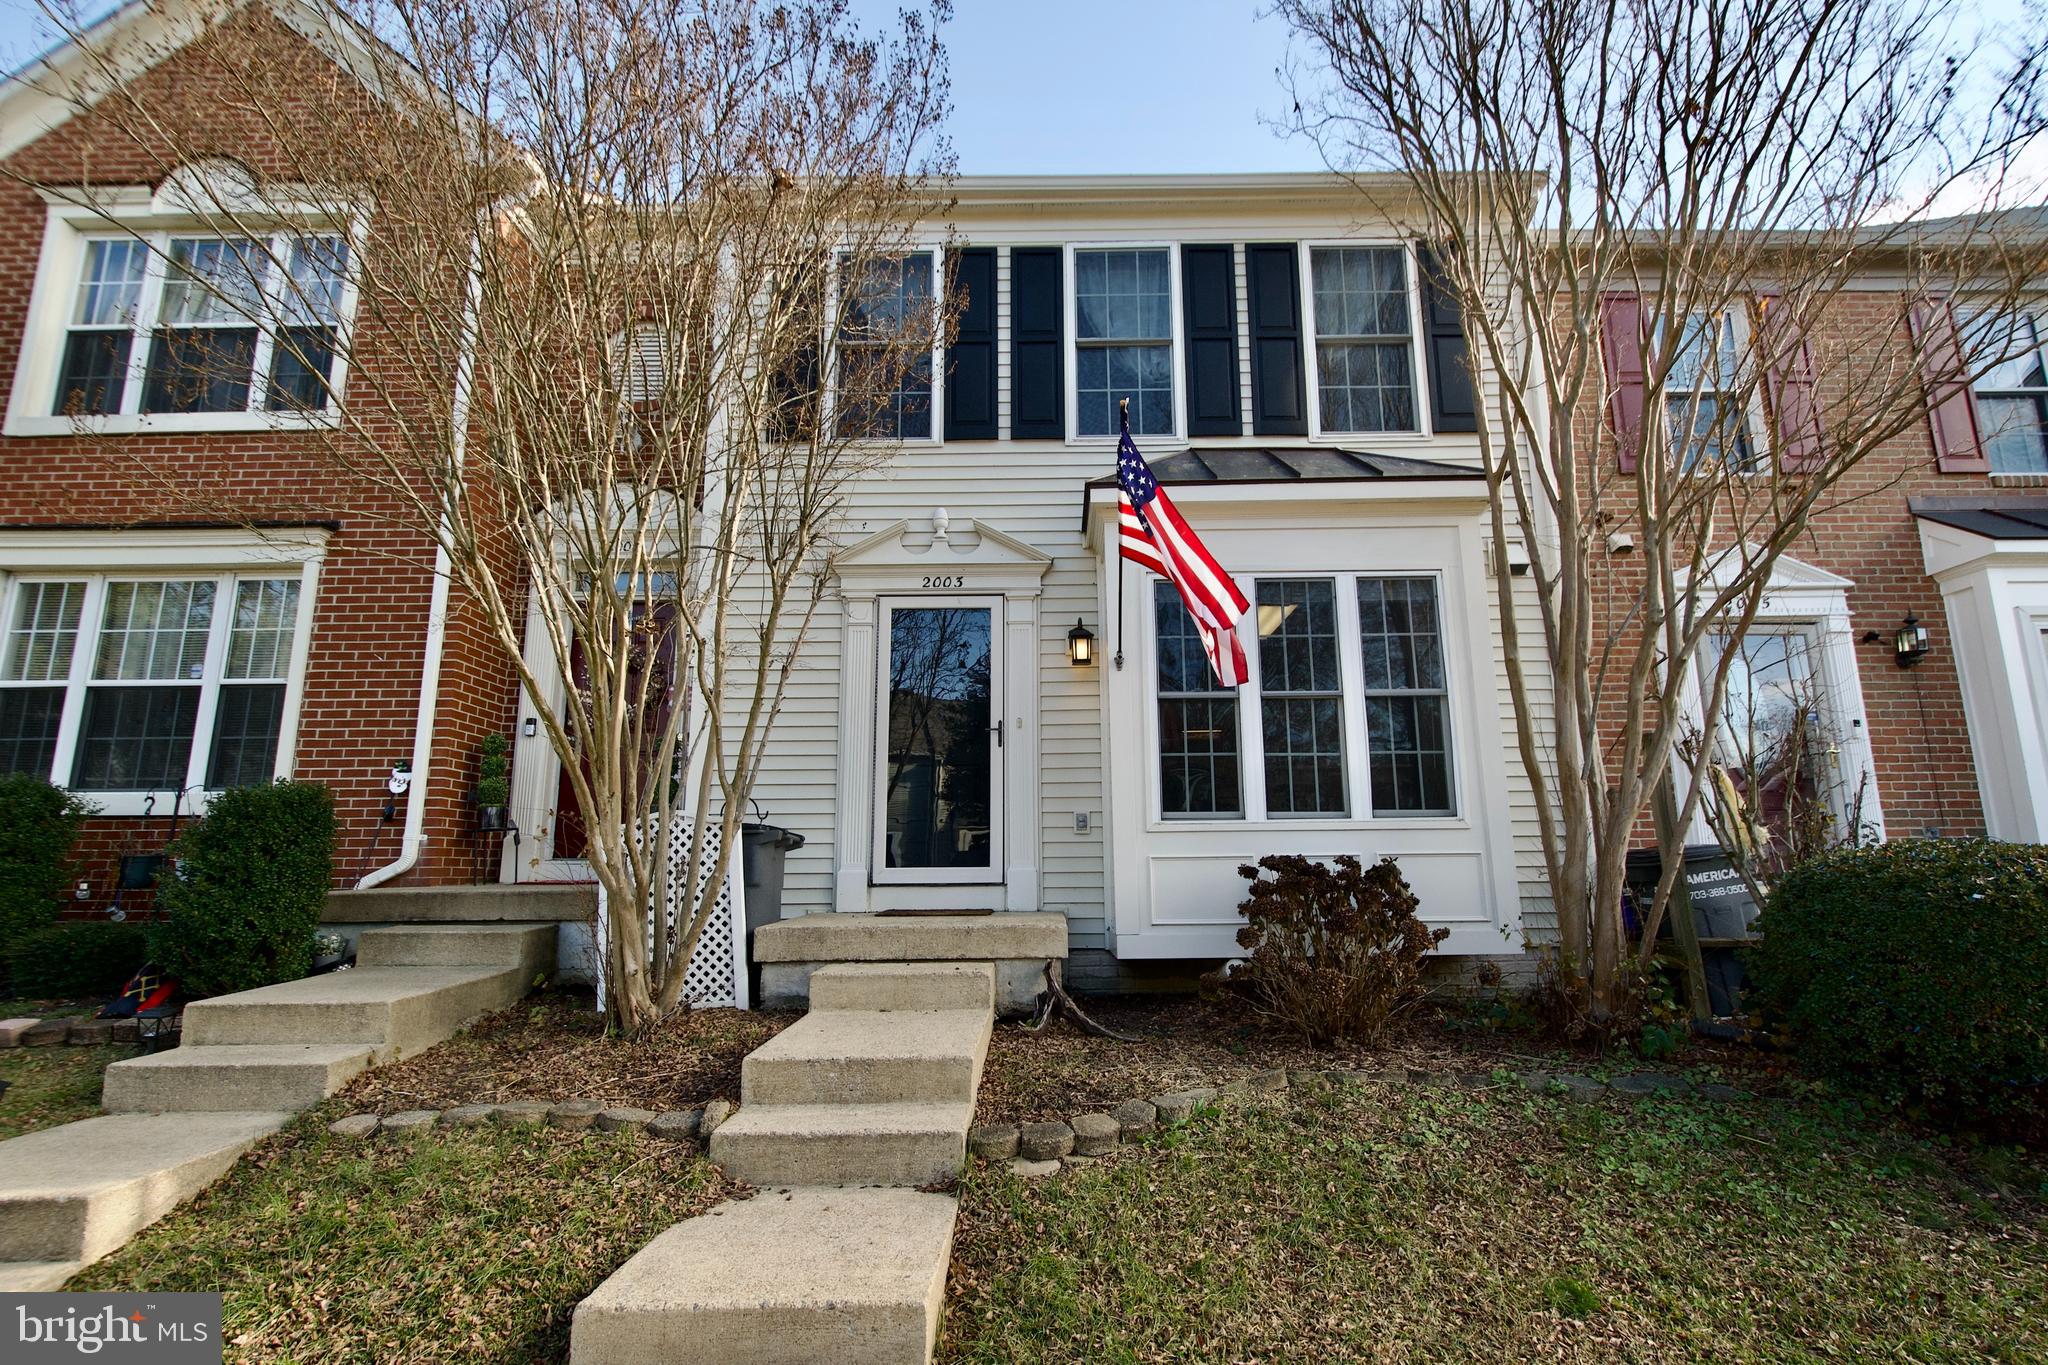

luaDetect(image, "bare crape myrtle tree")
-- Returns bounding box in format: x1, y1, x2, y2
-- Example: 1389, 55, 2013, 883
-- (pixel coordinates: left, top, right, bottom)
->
29, 0, 955, 1033
1278, 0, 2048, 1026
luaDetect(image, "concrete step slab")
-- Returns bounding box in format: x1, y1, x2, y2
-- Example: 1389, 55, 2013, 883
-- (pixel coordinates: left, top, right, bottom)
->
570, 1187, 956, 1365
709, 1102, 972, 1188
740, 1009, 991, 1107
356, 922, 556, 972
751, 912, 1065, 965
0, 1260, 82, 1291
323, 883, 596, 924
181, 965, 529, 1059
0, 1112, 285, 1265
102, 1044, 376, 1113
807, 962, 995, 1013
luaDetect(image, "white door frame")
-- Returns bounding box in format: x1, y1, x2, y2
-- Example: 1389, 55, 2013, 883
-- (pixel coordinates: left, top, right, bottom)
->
830, 515, 1052, 912
503, 586, 598, 882
872, 595, 1005, 886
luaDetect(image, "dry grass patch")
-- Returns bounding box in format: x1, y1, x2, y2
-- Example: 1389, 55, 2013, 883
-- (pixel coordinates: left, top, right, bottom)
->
72, 1101, 728, 1362
945, 1082, 2048, 1362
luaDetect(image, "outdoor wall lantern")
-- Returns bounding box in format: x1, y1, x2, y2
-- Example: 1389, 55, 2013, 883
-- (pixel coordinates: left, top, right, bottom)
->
1894, 613, 1931, 668
1067, 620, 1097, 666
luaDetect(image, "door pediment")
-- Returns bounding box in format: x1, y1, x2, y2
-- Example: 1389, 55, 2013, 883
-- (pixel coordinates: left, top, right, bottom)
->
830, 517, 1053, 598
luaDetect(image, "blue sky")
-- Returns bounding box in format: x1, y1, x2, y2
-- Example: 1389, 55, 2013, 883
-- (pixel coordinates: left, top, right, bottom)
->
0, 0, 1322, 174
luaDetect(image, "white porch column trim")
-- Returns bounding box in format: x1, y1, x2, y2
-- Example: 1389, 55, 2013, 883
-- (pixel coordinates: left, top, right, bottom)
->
835, 597, 880, 911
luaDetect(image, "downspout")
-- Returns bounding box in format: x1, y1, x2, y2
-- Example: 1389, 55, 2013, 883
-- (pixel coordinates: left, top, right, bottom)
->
357, 209, 491, 888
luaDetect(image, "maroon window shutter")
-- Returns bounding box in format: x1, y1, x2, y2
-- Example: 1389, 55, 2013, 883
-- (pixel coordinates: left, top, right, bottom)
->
1600, 293, 1647, 472
1908, 298, 1988, 473
1757, 293, 1825, 472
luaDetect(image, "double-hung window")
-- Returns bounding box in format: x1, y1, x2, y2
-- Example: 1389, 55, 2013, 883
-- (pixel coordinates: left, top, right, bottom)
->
1074, 248, 1174, 436
835, 252, 935, 440
0, 572, 304, 797
51, 232, 350, 421
1309, 246, 1419, 434
1153, 573, 1458, 821
1663, 310, 1756, 470
1964, 310, 2048, 474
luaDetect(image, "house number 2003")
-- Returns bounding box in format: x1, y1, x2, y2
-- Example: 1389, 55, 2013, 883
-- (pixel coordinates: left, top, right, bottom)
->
921, 575, 966, 589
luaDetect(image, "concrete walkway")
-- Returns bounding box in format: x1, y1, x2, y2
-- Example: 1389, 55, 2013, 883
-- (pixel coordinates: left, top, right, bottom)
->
0, 917, 557, 1289
572, 959, 1000, 1365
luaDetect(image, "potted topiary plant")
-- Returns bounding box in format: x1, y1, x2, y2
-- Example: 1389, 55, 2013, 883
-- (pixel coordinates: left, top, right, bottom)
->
475, 732, 512, 832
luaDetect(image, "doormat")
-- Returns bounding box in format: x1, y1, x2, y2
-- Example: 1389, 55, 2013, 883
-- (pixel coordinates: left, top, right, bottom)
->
874, 908, 995, 917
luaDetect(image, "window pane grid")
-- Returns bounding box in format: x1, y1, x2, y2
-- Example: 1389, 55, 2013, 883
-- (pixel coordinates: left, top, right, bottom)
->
1968, 311, 2048, 474
1156, 584, 1241, 817
4, 581, 86, 682
836, 253, 934, 440
1076, 249, 1174, 436
1663, 312, 1757, 470
1358, 577, 1454, 815
226, 580, 300, 680
1311, 247, 1415, 433
1256, 579, 1346, 816
94, 581, 216, 681
207, 684, 287, 788
73, 686, 200, 791
0, 689, 64, 778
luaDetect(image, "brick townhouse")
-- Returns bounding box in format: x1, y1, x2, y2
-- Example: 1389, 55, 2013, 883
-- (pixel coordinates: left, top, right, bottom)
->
0, 0, 2042, 985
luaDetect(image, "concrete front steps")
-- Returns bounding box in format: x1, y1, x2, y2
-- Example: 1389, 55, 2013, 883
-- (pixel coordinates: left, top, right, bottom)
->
574, 958, 1001, 1364
754, 912, 1066, 1016
101, 922, 553, 1113
0, 1111, 288, 1289
0, 916, 559, 1288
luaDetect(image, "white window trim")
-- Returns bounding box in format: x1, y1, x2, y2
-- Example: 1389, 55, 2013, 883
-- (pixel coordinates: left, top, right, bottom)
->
1144, 567, 1467, 829
1673, 564, 1886, 845
6, 190, 364, 438
1063, 240, 1186, 446
823, 245, 945, 447
1961, 306, 2048, 475
1300, 239, 1433, 444
0, 527, 326, 817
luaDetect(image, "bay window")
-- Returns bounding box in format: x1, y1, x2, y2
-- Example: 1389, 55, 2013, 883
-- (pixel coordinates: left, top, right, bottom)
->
1075, 248, 1175, 436
0, 571, 305, 797
1309, 246, 1419, 434
51, 231, 350, 421
1153, 572, 1458, 821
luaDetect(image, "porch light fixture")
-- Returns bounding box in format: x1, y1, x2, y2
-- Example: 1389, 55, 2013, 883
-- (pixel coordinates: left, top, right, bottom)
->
1894, 613, 1931, 669
1067, 620, 1096, 666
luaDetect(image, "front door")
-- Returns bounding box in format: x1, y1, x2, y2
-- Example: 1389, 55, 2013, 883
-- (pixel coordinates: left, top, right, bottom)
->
874, 598, 1002, 884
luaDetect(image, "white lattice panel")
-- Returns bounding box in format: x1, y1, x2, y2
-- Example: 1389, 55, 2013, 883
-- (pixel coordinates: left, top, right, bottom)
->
594, 814, 745, 1011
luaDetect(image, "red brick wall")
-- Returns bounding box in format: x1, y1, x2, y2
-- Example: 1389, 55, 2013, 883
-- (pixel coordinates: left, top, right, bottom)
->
0, 11, 522, 898
1579, 289, 1994, 845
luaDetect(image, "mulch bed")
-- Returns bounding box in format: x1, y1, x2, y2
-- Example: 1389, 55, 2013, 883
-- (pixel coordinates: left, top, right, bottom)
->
977, 994, 1780, 1123
341, 987, 799, 1114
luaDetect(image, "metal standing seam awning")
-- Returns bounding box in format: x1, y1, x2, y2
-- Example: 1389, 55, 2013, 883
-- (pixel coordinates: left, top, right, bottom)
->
1079, 445, 1489, 533
1909, 494, 2048, 540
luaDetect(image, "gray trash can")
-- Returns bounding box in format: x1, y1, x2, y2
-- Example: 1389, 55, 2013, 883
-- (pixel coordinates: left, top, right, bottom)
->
741, 822, 805, 1001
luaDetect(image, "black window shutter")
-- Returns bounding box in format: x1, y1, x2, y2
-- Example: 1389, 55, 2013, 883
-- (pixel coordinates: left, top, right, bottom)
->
1246, 243, 1306, 436
944, 247, 998, 440
1181, 244, 1241, 437
1417, 244, 1476, 433
768, 265, 822, 442
1010, 247, 1064, 439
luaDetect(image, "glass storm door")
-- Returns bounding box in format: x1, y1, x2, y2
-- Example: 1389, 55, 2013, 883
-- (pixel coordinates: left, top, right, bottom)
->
874, 599, 1002, 883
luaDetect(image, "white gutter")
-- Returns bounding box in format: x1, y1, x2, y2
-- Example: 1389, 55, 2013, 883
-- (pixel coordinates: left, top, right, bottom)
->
357, 209, 490, 888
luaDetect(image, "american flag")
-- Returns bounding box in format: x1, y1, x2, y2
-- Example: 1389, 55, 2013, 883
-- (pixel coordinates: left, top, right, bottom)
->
1116, 414, 1251, 686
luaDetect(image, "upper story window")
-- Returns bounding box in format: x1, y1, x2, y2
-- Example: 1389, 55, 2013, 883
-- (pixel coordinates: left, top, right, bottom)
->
1965, 310, 2048, 474
1662, 310, 1757, 471
1075, 248, 1174, 436
835, 252, 934, 440
0, 570, 306, 797
1309, 247, 1418, 434
53, 232, 349, 420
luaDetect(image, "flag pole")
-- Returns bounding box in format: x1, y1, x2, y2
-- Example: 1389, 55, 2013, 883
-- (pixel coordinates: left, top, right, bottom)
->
1114, 397, 1128, 670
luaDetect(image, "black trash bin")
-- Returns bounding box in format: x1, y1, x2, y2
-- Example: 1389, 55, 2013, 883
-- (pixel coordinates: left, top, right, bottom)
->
741, 822, 805, 1002
1624, 843, 1761, 1016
